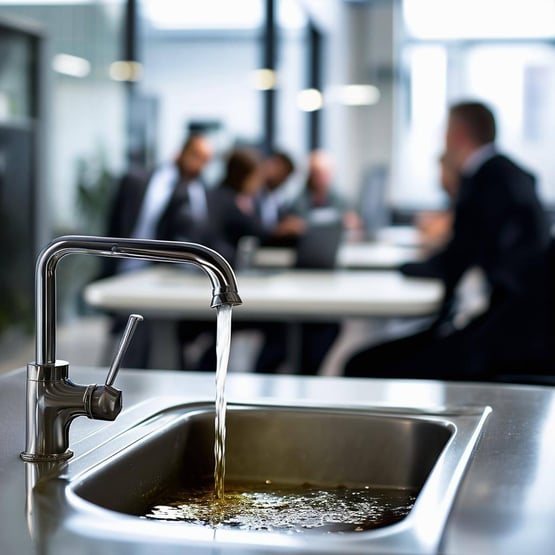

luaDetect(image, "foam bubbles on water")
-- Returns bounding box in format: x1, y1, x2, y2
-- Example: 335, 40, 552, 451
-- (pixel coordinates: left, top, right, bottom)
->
145, 482, 416, 534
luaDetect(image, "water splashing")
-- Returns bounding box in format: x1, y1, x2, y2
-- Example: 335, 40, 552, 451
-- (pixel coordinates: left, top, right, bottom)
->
145, 483, 416, 532
214, 304, 233, 499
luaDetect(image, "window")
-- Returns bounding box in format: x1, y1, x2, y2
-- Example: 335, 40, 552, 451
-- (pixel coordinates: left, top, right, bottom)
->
394, 0, 555, 207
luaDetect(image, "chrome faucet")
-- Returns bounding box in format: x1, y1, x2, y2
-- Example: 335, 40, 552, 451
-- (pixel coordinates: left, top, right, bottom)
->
21, 235, 242, 463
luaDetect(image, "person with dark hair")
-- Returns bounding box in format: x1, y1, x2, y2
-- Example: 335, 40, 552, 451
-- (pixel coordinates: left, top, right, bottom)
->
257, 150, 296, 231
344, 100, 554, 381
205, 148, 267, 263
254, 150, 362, 376
207, 148, 305, 263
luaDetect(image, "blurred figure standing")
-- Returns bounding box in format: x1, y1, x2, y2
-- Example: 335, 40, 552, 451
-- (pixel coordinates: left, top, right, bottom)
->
104, 133, 213, 274
345, 100, 553, 381
155, 134, 214, 243
101, 133, 213, 368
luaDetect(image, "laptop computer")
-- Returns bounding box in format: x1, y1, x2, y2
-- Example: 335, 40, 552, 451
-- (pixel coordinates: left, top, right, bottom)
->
295, 219, 343, 269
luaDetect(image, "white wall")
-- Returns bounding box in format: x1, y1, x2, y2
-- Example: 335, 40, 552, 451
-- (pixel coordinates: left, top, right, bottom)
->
322, 1, 395, 203
50, 80, 126, 229
141, 36, 261, 166
128, 1, 398, 207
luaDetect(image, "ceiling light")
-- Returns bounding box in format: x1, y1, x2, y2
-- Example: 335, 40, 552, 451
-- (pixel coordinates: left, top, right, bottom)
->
297, 88, 324, 112
331, 84, 381, 106
252, 69, 277, 90
52, 54, 90, 78
109, 61, 143, 82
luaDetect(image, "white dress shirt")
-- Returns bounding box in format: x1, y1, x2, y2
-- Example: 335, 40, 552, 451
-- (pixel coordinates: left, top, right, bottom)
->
120, 164, 178, 272
461, 143, 496, 177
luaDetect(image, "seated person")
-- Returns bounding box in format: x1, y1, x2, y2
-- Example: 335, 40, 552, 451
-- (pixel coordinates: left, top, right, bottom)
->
166, 148, 299, 371
344, 101, 554, 382
255, 150, 361, 376
286, 150, 362, 232
257, 149, 296, 232
207, 147, 305, 264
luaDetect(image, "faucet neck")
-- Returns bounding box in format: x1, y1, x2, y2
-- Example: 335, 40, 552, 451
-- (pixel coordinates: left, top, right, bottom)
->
34, 235, 242, 365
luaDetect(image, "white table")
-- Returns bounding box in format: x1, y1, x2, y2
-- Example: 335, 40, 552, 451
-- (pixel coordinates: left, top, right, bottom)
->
374, 225, 422, 247
84, 266, 443, 319
254, 242, 421, 270
84, 266, 442, 371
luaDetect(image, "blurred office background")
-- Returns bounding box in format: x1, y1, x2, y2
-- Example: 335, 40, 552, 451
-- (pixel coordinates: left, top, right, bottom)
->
1, 0, 555, 371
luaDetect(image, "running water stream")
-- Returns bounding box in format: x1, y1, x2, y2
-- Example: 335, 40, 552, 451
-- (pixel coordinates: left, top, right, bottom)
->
214, 304, 233, 499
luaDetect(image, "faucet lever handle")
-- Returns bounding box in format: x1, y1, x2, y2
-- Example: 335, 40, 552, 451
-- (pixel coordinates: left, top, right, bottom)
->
105, 314, 144, 386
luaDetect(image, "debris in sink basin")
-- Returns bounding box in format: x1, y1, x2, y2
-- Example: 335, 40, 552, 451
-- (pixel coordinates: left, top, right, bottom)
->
144, 482, 416, 533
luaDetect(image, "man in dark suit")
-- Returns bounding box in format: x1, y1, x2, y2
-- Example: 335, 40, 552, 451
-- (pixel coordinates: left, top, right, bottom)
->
345, 101, 554, 381
103, 133, 213, 276
100, 133, 213, 367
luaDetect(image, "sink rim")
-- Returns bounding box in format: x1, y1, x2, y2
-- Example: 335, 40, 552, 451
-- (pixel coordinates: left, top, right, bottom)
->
55, 399, 491, 554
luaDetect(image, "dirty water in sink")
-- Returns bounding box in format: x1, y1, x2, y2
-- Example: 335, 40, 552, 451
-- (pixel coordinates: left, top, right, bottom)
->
206, 305, 416, 533
214, 304, 233, 500
144, 482, 416, 533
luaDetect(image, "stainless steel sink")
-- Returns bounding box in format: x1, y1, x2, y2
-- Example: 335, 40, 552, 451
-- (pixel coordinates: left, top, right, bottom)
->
62, 401, 490, 554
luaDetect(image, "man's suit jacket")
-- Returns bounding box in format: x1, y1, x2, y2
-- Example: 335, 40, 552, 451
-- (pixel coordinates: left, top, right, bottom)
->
403, 154, 552, 337
404, 154, 550, 299
204, 185, 269, 264
106, 169, 152, 238
401, 153, 555, 373
100, 169, 152, 278
155, 178, 207, 244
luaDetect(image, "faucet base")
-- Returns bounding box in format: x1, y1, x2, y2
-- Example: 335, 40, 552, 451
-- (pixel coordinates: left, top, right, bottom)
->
20, 450, 73, 463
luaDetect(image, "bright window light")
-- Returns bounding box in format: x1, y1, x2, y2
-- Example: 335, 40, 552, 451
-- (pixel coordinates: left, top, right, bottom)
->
142, 0, 306, 31
52, 54, 90, 78
403, 0, 555, 40
0, 1, 91, 4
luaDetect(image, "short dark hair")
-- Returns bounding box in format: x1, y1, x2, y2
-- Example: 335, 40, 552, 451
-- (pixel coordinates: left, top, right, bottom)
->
222, 148, 261, 193
271, 150, 295, 175
449, 101, 496, 145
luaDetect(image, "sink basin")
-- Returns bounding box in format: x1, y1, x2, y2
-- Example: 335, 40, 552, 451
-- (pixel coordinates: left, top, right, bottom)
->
63, 402, 490, 554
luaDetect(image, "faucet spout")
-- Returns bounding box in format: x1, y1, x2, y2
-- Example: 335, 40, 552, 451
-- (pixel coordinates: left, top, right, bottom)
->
22, 235, 242, 462
35, 235, 242, 366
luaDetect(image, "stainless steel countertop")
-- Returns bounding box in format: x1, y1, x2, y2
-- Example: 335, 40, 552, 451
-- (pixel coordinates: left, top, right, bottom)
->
1, 367, 554, 554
